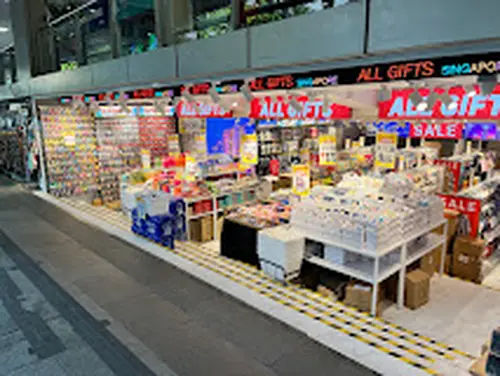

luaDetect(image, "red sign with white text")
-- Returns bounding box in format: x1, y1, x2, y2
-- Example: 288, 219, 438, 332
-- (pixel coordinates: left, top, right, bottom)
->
438, 194, 481, 237
410, 122, 463, 139
434, 159, 461, 192
249, 96, 352, 120
379, 86, 500, 119
176, 101, 232, 118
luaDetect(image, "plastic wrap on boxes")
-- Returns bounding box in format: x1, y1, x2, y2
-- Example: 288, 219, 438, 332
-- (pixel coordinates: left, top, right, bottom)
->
173, 214, 187, 240
161, 235, 175, 249
169, 199, 186, 216
138, 190, 170, 217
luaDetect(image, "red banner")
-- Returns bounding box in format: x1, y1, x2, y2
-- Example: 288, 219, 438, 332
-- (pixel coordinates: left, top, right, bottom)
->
410, 122, 463, 139
438, 194, 481, 237
249, 96, 351, 120
434, 159, 462, 192
379, 86, 500, 119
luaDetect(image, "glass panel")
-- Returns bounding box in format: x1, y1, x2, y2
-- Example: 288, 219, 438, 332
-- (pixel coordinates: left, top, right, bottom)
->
244, 0, 334, 27
176, 0, 232, 43
117, 0, 157, 56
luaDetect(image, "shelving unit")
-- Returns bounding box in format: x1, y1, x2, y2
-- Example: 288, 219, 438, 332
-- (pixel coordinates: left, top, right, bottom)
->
184, 186, 258, 242
304, 219, 447, 315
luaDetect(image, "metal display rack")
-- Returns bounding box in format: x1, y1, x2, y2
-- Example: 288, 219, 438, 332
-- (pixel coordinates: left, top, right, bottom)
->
303, 219, 448, 315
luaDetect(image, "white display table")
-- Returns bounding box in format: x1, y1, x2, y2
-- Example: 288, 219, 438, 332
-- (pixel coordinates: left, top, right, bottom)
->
257, 226, 305, 282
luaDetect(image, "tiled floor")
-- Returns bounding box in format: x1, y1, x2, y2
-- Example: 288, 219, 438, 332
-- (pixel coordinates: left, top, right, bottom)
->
0, 244, 152, 376
42, 193, 489, 376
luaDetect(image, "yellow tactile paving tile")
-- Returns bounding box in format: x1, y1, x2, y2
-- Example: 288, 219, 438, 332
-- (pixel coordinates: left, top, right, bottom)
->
59, 198, 476, 375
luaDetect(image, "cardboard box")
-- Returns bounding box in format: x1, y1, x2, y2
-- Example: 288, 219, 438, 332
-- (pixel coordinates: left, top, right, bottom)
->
405, 269, 430, 310
190, 216, 213, 242
344, 282, 384, 315
453, 236, 485, 283
420, 247, 442, 276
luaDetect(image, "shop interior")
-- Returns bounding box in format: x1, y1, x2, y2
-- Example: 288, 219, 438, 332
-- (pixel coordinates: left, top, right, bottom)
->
32, 73, 500, 374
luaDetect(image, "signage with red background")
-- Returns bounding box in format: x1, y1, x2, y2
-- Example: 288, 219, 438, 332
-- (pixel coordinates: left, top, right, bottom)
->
438, 194, 481, 237
410, 122, 463, 139
176, 101, 232, 118
434, 160, 461, 192
379, 86, 500, 119
249, 96, 351, 120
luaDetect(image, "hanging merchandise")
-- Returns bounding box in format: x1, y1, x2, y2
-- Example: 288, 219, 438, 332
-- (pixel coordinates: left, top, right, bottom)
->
240, 133, 258, 165
375, 132, 397, 169
318, 134, 337, 166
292, 164, 310, 196
40, 106, 99, 197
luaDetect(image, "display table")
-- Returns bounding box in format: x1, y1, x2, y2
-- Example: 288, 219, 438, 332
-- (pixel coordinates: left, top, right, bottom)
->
220, 218, 265, 267
257, 226, 305, 282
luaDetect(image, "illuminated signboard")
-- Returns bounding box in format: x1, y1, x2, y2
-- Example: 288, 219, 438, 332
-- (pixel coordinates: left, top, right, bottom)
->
249, 96, 351, 120
463, 122, 499, 140
176, 101, 232, 118
379, 86, 500, 119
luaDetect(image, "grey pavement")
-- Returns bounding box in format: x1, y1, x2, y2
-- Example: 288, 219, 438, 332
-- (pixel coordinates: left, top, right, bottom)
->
0, 176, 379, 376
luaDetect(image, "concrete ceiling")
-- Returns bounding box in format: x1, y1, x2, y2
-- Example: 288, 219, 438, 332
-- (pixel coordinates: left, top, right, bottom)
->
0, 0, 13, 51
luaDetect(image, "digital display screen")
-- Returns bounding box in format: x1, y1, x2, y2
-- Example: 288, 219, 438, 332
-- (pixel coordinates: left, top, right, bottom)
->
463, 123, 498, 140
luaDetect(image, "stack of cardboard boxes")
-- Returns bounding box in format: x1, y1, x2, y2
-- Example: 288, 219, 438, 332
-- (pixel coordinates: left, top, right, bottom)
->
452, 236, 486, 283
426, 209, 460, 276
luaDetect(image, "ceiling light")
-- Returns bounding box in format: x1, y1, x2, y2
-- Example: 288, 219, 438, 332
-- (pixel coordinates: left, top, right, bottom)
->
417, 102, 428, 111
478, 75, 498, 95
289, 97, 303, 112
465, 84, 477, 98
240, 81, 254, 102
377, 85, 391, 102
0, 27, 8, 33
182, 87, 195, 102
448, 101, 458, 110
426, 91, 440, 109
409, 90, 423, 105
208, 84, 220, 103
232, 101, 239, 108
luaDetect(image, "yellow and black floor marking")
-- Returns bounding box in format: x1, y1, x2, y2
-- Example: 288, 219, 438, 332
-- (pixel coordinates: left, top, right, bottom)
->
59, 198, 476, 375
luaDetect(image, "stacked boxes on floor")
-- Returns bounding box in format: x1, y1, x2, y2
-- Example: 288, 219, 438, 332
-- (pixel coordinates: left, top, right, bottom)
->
452, 236, 486, 283
405, 269, 430, 309
131, 190, 186, 248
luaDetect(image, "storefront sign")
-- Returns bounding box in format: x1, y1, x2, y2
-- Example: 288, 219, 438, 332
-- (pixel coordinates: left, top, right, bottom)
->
240, 133, 258, 165
438, 194, 481, 237
356, 60, 435, 83
176, 102, 232, 118
319, 135, 337, 166
375, 132, 397, 169
434, 160, 461, 192
441, 60, 500, 76
379, 88, 500, 119
292, 165, 310, 196
409, 122, 463, 139
249, 96, 351, 120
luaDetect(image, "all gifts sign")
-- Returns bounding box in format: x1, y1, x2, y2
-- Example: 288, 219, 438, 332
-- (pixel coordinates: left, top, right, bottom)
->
177, 101, 232, 118
250, 96, 352, 120
379, 86, 500, 119
410, 122, 464, 139
438, 194, 481, 237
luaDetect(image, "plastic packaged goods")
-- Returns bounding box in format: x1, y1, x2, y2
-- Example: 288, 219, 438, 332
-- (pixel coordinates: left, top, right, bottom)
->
291, 173, 444, 254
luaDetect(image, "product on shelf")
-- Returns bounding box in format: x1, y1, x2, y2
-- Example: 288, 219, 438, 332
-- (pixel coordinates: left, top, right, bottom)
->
40, 106, 99, 197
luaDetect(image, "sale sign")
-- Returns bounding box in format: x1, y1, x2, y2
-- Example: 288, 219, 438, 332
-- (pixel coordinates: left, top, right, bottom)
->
410, 122, 463, 139
438, 194, 481, 237
250, 96, 352, 120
